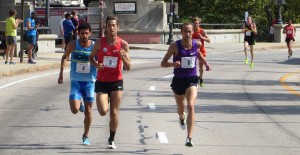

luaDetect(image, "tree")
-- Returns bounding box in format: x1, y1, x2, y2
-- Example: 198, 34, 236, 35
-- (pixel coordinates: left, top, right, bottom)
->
163, 0, 298, 41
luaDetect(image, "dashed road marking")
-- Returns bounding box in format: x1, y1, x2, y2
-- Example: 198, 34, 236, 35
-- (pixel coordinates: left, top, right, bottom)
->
149, 86, 155, 91
163, 74, 173, 79
148, 103, 156, 110
156, 132, 169, 143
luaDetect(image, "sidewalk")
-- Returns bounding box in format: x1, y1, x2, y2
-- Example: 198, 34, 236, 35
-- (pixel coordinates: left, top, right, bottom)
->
0, 42, 299, 78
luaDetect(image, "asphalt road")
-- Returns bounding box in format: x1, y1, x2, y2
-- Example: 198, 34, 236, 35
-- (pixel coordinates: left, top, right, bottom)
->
0, 48, 299, 155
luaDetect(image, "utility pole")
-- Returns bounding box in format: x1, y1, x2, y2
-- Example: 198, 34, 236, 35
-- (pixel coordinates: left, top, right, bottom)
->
167, 0, 174, 44
99, 0, 106, 38
277, 0, 284, 24
45, 0, 50, 29
20, 0, 24, 62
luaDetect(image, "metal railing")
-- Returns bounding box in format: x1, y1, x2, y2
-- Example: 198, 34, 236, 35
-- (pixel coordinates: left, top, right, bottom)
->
173, 23, 244, 29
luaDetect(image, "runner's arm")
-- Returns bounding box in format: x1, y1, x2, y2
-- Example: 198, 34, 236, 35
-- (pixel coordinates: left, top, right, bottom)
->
197, 41, 211, 71
89, 39, 103, 70
201, 30, 210, 43
161, 42, 180, 68
58, 41, 75, 84
121, 40, 131, 71
283, 26, 286, 34
252, 23, 257, 34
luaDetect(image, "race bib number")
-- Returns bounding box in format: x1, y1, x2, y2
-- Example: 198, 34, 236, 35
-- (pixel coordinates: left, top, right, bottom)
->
287, 30, 293, 34
76, 63, 90, 74
103, 56, 118, 68
181, 56, 195, 68
245, 31, 251, 36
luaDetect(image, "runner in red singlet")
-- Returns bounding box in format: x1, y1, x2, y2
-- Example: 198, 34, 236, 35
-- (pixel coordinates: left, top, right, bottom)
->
192, 17, 210, 87
89, 15, 131, 149
283, 19, 296, 59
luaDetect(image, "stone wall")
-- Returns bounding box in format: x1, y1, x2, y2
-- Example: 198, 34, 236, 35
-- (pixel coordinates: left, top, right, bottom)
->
89, 0, 167, 32
16, 34, 58, 54
273, 24, 300, 43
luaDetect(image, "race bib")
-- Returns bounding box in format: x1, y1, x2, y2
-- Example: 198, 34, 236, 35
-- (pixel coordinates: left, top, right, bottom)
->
245, 31, 251, 36
76, 63, 90, 74
287, 30, 293, 34
103, 56, 118, 68
181, 56, 195, 68
0, 41, 2, 44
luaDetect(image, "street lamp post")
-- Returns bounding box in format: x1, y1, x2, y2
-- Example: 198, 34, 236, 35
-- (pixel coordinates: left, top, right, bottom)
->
99, 1, 106, 38
167, 0, 174, 44
20, 0, 24, 62
45, 0, 50, 28
277, 0, 284, 24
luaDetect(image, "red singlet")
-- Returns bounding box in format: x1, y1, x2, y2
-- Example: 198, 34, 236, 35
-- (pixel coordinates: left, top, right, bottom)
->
96, 37, 123, 82
192, 28, 206, 57
284, 25, 295, 38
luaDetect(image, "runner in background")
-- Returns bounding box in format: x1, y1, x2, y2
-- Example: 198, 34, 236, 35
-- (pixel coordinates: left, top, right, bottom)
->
242, 16, 257, 68
192, 17, 210, 87
283, 19, 296, 59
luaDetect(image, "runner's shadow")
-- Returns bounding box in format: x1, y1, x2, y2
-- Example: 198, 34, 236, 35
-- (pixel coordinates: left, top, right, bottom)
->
279, 58, 300, 65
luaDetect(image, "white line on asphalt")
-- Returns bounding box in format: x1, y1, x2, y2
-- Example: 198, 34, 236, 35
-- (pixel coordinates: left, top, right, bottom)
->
149, 86, 155, 91
148, 103, 156, 110
0, 70, 69, 90
156, 132, 169, 143
163, 74, 173, 78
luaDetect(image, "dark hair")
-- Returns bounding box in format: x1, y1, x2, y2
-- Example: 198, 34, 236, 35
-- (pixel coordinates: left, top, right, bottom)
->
78, 22, 91, 32
65, 13, 71, 19
71, 10, 77, 16
181, 22, 193, 31
9, 10, 16, 16
106, 15, 119, 26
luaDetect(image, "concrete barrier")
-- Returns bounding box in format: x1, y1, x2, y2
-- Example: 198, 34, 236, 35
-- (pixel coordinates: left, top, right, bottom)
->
273, 24, 300, 43
113, 29, 244, 44
16, 34, 58, 54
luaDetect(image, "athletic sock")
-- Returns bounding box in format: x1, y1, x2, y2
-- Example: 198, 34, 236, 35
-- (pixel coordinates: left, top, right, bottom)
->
109, 130, 116, 141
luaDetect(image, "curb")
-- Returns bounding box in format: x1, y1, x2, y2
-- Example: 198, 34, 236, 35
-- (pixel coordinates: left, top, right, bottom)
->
0, 62, 68, 79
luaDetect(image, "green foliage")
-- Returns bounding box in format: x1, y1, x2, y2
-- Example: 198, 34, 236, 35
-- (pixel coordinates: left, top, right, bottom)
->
283, 0, 300, 23
163, 0, 298, 41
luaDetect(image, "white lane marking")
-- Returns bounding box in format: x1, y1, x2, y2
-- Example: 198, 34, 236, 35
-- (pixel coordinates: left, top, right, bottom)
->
148, 103, 156, 110
0, 70, 69, 90
163, 74, 173, 79
149, 86, 155, 91
156, 132, 169, 143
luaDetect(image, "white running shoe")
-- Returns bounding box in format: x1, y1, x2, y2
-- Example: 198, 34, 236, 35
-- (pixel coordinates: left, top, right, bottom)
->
108, 140, 116, 149
179, 112, 186, 130
185, 137, 193, 147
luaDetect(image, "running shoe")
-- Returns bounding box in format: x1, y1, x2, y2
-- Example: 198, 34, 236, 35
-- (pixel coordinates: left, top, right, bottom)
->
250, 62, 254, 68
108, 139, 116, 149
27, 59, 36, 64
4, 61, 8, 64
82, 136, 90, 145
244, 57, 249, 64
179, 118, 186, 130
199, 79, 204, 87
185, 137, 193, 147
9, 61, 15, 65
289, 50, 293, 57
179, 112, 186, 130
79, 102, 85, 112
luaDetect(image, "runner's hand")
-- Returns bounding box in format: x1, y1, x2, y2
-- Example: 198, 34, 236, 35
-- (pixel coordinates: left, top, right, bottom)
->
172, 61, 181, 68
120, 49, 126, 58
205, 63, 212, 71
97, 63, 105, 70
